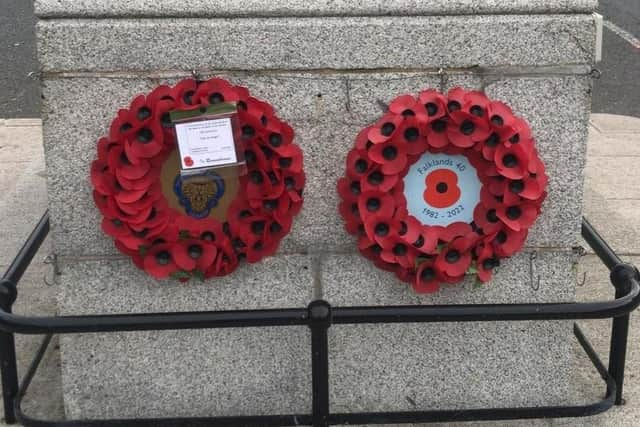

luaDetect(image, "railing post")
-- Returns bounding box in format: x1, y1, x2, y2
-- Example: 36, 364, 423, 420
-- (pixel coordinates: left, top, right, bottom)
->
607, 263, 639, 405
308, 300, 332, 427
0, 280, 18, 424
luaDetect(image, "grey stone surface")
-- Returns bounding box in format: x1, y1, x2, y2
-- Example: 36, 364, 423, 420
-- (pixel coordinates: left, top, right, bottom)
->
41, 74, 590, 256
34, 0, 598, 18
322, 251, 577, 412
36, 15, 596, 72
57, 256, 314, 419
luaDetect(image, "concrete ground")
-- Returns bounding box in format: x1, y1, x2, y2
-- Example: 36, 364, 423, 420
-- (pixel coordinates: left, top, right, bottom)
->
0, 115, 639, 425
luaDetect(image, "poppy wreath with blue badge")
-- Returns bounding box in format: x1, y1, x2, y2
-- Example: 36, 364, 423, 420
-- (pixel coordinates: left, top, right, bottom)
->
337, 88, 548, 293
90, 77, 304, 281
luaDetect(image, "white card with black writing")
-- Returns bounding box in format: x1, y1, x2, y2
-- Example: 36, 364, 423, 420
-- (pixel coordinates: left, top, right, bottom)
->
175, 118, 238, 170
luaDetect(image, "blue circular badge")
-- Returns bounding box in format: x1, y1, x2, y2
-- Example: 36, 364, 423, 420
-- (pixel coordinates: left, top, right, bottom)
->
403, 152, 482, 227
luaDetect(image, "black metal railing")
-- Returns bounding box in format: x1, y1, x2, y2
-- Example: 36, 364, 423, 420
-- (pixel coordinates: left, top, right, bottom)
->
0, 211, 638, 426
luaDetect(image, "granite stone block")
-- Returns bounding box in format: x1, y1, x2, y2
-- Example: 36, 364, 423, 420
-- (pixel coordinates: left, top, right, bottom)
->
36, 15, 596, 72
34, 0, 598, 18
58, 256, 314, 419
322, 250, 578, 412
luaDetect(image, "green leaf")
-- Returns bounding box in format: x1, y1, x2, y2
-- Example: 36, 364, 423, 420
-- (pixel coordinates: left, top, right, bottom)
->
466, 265, 478, 275
414, 256, 430, 268
473, 277, 484, 289
170, 270, 191, 280
192, 270, 205, 281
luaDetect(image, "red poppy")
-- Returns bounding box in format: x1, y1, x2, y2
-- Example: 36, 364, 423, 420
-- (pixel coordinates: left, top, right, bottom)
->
423, 169, 461, 208
446, 87, 467, 114
414, 259, 440, 294
368, 139, 408, 174
143, 243, 180, 279
461, 91, 490, 118
393, 116, 428, 155
447, 111, 491, 148
357, 190, 396, 221
346, 149, 372, 180
193, 78, 242, 106
388, 94, 428, 121
173, 239, 217, 271
473, 203, 503, 235
496, 202, 539, 232
476, 243, 498, 282
272, 143, 303, 174
418, 89, 447, 122
360, 167, 399, 193
495, 143, 530, 180
434, 236, 473, 278
367, 113, 404, 144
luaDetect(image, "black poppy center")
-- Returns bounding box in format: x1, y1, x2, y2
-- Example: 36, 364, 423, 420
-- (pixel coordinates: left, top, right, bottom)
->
436, 182, 448, 194
209, 92, 224, 104
251, 221, 265, 234
509, 180, 525, 193
382, 146, 397, 160
374, 223, 389, 237
285, 176, 295, 190
120, 152, 131, 165
425, 102, 438, 116
470, 105, 484, 117
355, 159, 368, 173
506, 206, 522, 220
420, 267, 435, 281
155, 250, 171, 266
486, 133, 499, 147
502, 154, 518, 168
448, 101, 461, 112
404, 127, 419, 142
137, 107, 151, 121
188, 244, 203, 259
510, 134, 520, 144
460, 120, 475, 135
393, 244, 408, 256
263, 199, 278, 210
445, 250, 461, 263
490, 115, 504, 126
368, 171, 384, 185
413, 235, 425, 248
366, 197, 380, 212
402, 109, 415, 117
244, 150, 256, 165
279, 157, 293, 168
483, 258, 499, 270
136, 128, 153, 143
249, 171, 263, 184
201, 231, 215, 242
183, 90, 195, 105
496, 230, 507, 244
239, 209, 251, 219
120, 122, 133, 133
242, 125, 255, 137
486, 209, 499, 223
270, 222, 282, 233
432, 120, 447, 133
381, 122, 396, 137
350, 181, 361, 195
269, 133, 283, 147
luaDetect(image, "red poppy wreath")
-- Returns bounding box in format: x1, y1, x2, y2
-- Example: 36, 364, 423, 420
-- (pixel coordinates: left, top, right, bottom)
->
91, 78, 304, 280
337, 88, 548, 293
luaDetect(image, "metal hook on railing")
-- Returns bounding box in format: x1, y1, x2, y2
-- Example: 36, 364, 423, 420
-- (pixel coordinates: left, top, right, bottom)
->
42, 254, 58, 286
376, 99, 389, 113
438, 67, 449, 92
590, 67, 602, 80
577, 272, 587, 287
530, 252, 540, 291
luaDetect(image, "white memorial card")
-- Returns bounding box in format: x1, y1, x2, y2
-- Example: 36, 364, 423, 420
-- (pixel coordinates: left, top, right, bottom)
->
175, 118, 238, 171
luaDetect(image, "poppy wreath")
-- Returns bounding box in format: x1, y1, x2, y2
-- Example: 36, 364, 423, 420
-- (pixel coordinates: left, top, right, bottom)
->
337, 88, 548, 293
90, 78, 304, 280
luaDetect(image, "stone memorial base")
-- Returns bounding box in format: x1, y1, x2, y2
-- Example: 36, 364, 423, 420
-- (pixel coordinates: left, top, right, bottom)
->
36, 0, 596, 420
